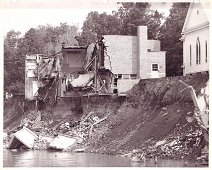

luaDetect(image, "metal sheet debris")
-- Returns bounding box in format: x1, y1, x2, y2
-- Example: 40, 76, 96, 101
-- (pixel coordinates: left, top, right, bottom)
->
70, 73, 94, 87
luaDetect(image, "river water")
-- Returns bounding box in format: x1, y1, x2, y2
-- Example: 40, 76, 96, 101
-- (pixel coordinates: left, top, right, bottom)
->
3, 149, 198, 167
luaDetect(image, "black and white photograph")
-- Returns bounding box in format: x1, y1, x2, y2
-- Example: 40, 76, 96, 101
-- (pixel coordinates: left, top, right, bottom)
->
1, 0, 210, 167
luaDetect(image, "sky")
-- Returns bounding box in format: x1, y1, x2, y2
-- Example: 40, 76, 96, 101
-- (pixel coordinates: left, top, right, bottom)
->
0, 0, 175, 37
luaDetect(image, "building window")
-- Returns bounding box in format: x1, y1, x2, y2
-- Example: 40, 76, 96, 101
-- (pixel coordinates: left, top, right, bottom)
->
122, 74, 129, 79
196, 37, 201, 64
113, 89, 118, 94
190, 45, 192, 66
152, 64, 159, 71
205, 41, 208, 63
130, 74, 137, 79
117, 74, 122, 79
113, 78, 118, 87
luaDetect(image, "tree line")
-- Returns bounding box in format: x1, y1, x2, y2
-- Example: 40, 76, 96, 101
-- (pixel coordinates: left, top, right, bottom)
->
4, 23, 78, 93
4, 2, 190, 94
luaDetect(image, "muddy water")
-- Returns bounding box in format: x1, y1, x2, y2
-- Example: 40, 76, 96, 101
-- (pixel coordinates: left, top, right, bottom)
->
3, 149, 197, 167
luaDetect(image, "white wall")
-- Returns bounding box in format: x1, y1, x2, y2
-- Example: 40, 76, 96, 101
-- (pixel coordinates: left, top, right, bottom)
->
104, 26, 166, 93
104, 35, 138, 74
137, 26, 166, 79
117, 79, 140, 93
147, 40, 161, 52
183, 27, 209, 75
185, 3, 209, 30
139, 52, 166, 79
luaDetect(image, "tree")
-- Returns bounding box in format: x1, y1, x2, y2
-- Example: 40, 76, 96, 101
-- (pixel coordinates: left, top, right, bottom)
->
4, 30, 21, 48
19, 28, 45, 55
4, 30, 24, 93
76, 3, 164, 46
158, 3, 190, 76
76, 11, 122, 46
38, 23, 78, 53
115, 2, 164, 38
4, 23, 79, 93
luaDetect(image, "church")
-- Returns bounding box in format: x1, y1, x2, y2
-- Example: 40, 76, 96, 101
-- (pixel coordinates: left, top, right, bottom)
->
180, 1, 210, 75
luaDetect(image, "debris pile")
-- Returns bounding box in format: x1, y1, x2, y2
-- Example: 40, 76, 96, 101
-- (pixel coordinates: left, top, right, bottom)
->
4, 109, 109, 152
149, 129, 204, 159
119, 125, 207, 164
33, 138, 50, 150
3, 72, 209, 167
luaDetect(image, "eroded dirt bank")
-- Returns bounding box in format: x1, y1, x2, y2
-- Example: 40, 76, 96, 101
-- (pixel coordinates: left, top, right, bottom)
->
4, 72, 209, 162
85, 72, 209, 160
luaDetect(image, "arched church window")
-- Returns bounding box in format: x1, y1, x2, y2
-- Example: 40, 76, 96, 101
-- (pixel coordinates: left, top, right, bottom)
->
205, 41, 208, 63
190, 45, 192, 65
196, 37, 201, 64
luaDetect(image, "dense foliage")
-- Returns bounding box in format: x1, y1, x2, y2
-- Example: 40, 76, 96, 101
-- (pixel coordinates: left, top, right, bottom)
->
4, 3, 190, 94
158, 3, 190, 76
4, 23, 78, 93
76, 2, 164, 45
76, 2, 189, 76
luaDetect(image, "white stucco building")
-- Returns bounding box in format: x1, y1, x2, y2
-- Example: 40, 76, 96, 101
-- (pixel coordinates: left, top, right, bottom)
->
180, 2, 210, 75
104, 26, 166, 93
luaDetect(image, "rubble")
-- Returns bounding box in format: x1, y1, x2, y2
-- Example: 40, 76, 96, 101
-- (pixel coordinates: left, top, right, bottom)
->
3, 71, 209, 167
155, 140, 166, 146
118, 126, 206, 164
4, 108, 109, 152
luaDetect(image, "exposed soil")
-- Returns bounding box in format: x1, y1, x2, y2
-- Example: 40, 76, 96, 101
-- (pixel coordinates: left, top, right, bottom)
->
4, 72, 209, 161
85, 72, 209, 160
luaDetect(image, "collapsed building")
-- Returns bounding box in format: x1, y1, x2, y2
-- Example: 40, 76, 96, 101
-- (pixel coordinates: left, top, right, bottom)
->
25, 26, 166, 101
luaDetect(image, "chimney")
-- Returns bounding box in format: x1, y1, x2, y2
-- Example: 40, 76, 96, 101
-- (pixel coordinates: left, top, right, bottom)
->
137, 26, 148, 79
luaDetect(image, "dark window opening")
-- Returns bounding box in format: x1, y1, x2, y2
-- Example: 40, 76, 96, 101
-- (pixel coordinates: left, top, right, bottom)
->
113, 89, 118, 94
113, 78, 118, 86
190, 45, 192, 66
205, 41, 208, 63
152, 64, 159, 71
196, 37, 201, 64
118, 74, 122, 79
130, 74, 137, 79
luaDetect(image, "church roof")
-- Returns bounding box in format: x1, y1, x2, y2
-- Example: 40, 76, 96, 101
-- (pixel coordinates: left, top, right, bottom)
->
181, 1, 210, 35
